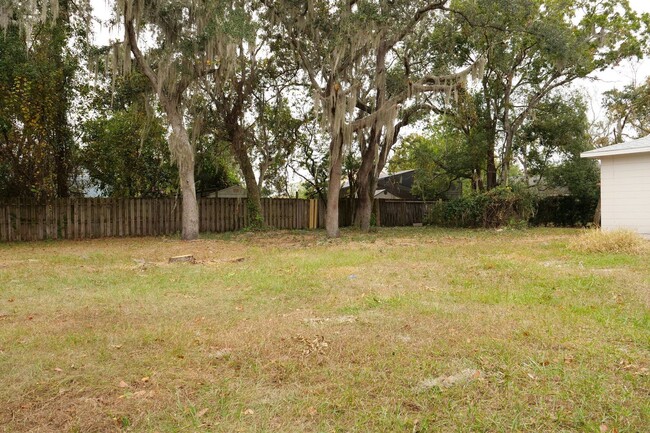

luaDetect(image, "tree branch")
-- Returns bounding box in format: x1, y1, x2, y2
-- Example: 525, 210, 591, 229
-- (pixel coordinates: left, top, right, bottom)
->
124, 12, 159, 94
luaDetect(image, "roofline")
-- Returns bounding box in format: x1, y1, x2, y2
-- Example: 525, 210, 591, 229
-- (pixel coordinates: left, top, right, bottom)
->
581, 135, 650, 158
343, 169, 415, 188
581, 147, 650, 158
379, 169, 414, 178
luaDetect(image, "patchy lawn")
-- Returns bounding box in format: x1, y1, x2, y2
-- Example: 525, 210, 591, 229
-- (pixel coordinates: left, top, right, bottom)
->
0, 228, 648, 433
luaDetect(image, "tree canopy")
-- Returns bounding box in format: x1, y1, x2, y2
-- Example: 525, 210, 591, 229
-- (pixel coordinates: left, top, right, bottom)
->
0, 0, 648, 236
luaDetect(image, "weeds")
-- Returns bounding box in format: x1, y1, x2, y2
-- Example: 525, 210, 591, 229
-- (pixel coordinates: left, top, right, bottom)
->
569, 229, 647, 254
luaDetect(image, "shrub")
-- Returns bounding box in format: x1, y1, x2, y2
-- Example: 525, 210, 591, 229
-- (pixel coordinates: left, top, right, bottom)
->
568, 229, 647, 254
532, 195, 598, 227
424, 186, 536, 228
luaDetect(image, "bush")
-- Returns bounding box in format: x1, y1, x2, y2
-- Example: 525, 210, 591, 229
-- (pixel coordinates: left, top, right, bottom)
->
532, 195, 598, 227
424, 186, 536, 228
568, 229, 646, 254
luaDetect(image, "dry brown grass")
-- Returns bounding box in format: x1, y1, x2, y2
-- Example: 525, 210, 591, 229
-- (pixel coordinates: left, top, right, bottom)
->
568, 229, 647, 254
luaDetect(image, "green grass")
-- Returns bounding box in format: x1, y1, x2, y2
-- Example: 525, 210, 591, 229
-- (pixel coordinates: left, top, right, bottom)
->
0, 228, 648, 432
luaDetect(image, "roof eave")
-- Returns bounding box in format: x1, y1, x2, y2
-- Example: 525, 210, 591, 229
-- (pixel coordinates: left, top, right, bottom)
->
581, 148, 650, 159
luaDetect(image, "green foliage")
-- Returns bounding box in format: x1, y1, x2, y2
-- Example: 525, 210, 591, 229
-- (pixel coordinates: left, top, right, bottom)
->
446, 0, 648, 186
246, 198, 265, 229
0, 19, 76, 200
425, 186, 537, 228
546, 157, 600, 201
602, 76, 650, 141
252, 96, 305, 196
517, 92, 592, 178
532, 195, 599, 227
81, 71, 238, 198
80, 103, 178, 198
194, 142, 240, 195
532, 155, 600, 227
518, 91, 599, 223
390, 121, 480, 199
293, 119, 330, 202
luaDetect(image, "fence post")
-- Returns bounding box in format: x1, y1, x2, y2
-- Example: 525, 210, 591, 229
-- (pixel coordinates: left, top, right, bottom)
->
375, 200, 381, 227
308, 199, 318, 229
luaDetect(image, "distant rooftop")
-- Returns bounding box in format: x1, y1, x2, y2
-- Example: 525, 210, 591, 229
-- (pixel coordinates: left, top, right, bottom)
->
581, 135, 650, 158
341, 169, 414, 189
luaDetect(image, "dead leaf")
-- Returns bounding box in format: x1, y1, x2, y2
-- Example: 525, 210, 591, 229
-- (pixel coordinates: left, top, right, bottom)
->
244, 408, 255, 415
196, 408, 208, 418
293, 334, 330, 356
403, 401, 423, 412
54, 367, 63, 373
307, 406, 317, 416
600, 424, 608, 432
118, 380, 129, 388
141, 376, 149, 383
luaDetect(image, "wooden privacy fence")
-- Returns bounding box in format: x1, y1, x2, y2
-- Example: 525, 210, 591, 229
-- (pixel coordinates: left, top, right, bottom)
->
0, 198, 432, 242
376, 200, 432, 227
0, 198, 321, 242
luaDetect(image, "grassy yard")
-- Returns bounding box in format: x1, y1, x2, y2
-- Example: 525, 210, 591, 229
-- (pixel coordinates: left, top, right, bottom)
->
0, 228, 648, 432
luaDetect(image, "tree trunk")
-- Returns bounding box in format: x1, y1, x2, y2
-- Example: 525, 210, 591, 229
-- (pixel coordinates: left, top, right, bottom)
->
326, 136, 344, 238
346, 170, 357, 225
230, 125, 264, 228
354, 138, 377, 231
167, 110, 199, 240
500, 74, 515, 186
355, 178, 373, 231
486, 144, 498, 190
482, 77, 498, 191
472, 168, 484, 191
500, 131, 514, 186
179, 156, 199, 240
124, 14, 199, 240
354, 41, 387, 232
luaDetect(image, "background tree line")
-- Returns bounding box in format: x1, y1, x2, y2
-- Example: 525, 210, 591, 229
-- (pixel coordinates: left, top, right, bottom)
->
1, 0, 648, 239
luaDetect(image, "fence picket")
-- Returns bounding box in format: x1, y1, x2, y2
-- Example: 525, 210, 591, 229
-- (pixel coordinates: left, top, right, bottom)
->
0, 197, 429, 242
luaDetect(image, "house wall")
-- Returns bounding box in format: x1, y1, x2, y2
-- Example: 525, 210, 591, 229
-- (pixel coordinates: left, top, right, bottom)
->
601, 153, 650, 238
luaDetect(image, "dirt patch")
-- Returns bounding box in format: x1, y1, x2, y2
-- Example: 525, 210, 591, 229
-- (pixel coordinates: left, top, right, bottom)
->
418, 369, 482, 390
303, 316, 357, 326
